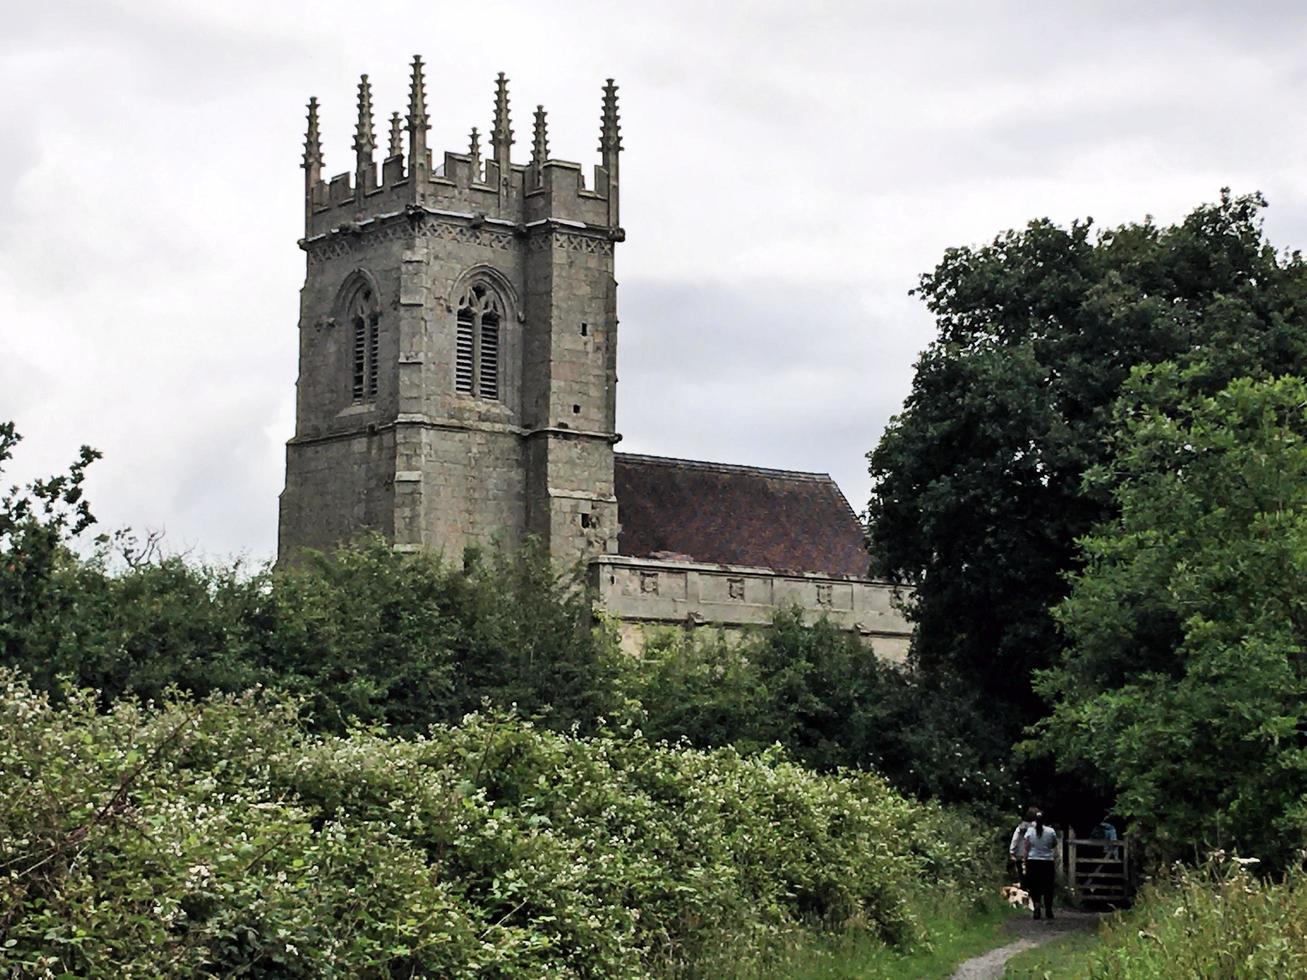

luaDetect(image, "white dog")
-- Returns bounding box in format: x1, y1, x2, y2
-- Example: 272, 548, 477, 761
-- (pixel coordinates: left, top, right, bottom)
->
1000, 883, 1034, 910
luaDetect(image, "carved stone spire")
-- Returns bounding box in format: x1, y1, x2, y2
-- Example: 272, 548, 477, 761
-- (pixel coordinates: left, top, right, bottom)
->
353, 74, 376, 181
302, 96, 323, 227
490, 72, 512, 172
530, 105, 548, 186
406, 55, 431, 182
469, 126, 482, 182
531, 105, 549, 164
302, 96, 323, 183
598, 79, 621, 227
388, 112, 403, 158
599, 78, 621, 161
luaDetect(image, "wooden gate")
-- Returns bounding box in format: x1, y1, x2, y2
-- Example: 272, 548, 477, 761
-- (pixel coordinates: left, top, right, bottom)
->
1061, 829, 1133, 907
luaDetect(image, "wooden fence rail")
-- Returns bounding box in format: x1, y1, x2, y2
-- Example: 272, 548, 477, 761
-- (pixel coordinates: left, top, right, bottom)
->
1060, 828, 1134, 907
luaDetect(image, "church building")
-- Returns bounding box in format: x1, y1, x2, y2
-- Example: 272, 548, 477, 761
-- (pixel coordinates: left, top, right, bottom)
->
277, 58, 911, 658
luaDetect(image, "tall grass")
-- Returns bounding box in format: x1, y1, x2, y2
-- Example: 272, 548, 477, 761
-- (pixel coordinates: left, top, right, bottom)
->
716, 893, 1019, 980
1010, 856, 1307, 978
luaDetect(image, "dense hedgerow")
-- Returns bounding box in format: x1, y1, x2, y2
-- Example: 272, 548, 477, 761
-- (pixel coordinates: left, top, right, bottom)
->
1, 526, 1011, 809
0, 671, 994, 978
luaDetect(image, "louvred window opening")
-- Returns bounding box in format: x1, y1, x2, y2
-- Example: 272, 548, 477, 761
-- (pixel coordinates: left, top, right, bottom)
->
455, 283, 503, 401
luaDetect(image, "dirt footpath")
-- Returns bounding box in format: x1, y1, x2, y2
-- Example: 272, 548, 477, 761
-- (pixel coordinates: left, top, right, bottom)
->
948, 909, 1099, 980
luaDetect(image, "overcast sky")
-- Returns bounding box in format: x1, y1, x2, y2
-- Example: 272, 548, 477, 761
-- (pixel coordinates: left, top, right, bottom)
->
5, 0, 1307, 561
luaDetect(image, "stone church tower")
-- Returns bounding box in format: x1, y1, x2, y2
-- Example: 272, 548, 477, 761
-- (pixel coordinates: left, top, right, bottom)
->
278, 59, 623, 565
279, 59, 914, 660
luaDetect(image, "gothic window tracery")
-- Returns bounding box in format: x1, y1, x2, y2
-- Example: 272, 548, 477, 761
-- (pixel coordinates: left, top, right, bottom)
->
455, 282, 502, 400
348, 286, 380, 402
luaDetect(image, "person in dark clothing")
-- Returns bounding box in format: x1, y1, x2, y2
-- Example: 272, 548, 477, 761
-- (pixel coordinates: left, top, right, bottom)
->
1022, 811, 1059, 920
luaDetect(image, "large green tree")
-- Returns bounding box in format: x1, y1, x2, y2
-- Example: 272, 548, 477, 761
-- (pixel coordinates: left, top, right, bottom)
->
0, 421, 100, 667
868, 191, 1307, 733
1034, 369, 1307, 867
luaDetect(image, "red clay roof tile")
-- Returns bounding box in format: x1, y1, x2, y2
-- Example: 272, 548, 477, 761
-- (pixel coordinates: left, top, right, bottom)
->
613, 453, 870, 578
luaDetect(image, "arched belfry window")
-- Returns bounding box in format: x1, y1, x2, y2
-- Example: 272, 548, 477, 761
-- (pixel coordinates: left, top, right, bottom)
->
348, 286, 380, 401
455, 283, 501, 400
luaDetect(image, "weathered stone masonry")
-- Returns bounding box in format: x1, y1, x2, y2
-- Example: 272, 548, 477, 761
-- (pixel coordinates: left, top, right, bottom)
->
280, 62, 621, 568
278, 58, 912, 655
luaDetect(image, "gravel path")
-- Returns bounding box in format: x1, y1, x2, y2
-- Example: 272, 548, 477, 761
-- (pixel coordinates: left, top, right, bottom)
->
948, 909, 1099, 980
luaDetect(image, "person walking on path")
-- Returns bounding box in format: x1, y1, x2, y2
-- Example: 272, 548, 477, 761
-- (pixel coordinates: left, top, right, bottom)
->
1008, 807, 1038, 885
1022, 812, 1059, 920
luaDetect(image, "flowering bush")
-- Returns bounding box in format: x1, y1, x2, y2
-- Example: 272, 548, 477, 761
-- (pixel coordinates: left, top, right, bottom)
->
0, 671, 992, 977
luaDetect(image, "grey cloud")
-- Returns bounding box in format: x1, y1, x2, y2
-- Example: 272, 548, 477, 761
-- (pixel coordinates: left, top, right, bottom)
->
6, 0, 1307, 559
3, 1, 316, 96
618, 278, 923, 515
0, 352, 55, 427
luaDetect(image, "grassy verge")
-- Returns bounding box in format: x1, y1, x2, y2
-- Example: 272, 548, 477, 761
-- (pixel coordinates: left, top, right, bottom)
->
1003, 929, 1101, 979
719, 895, 1022, 980
1007, 861, 1307, 978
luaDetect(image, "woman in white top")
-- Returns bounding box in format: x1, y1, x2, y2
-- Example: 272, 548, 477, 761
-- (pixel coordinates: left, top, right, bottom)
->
1008, 806, 1038, 884
1022, 813, 1059, 920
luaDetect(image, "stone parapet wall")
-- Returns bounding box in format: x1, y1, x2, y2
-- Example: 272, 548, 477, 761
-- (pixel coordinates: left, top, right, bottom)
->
590, 555, 912, 662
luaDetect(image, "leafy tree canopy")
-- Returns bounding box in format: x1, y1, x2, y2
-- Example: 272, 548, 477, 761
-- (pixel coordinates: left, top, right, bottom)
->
0, 421, 100, 668
1032, 369, 1307, 868
627, 612, 1014, 809
868, 191, 1307, 733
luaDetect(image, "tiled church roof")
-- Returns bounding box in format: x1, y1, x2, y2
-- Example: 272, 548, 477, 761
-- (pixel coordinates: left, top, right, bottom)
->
613, 453, 871, 578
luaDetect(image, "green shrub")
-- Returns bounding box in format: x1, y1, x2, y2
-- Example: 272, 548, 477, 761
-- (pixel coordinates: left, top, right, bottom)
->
0, 421, 99, 676
623, 611, 1015, 811
0, 671, 994, 977
0, 529, 624, 737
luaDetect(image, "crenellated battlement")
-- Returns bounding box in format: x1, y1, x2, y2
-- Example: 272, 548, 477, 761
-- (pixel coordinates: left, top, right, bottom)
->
283, 56, 624, 570
300, 57, 621, 242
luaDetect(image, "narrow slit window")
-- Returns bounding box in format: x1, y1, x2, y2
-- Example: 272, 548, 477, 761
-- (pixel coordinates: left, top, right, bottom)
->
455, 282, 504, 401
